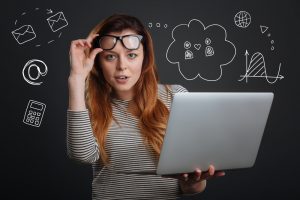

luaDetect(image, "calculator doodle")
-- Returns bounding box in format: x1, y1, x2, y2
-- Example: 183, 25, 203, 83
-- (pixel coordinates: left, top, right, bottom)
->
23, 100, 46, 127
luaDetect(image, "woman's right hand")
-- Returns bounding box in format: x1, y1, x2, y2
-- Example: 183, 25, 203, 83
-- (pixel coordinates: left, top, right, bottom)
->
69, 34, 103, 80
68, 34, 103, 110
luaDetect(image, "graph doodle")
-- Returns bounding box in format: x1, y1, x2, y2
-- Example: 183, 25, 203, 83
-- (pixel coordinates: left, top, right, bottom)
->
239, 50, 284, 84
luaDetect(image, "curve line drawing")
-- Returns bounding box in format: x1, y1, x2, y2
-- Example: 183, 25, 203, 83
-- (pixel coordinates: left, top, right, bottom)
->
239, 50, 284, 84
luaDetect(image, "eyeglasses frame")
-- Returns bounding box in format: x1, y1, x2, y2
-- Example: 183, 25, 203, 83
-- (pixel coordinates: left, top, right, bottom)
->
97, 34, 143, 50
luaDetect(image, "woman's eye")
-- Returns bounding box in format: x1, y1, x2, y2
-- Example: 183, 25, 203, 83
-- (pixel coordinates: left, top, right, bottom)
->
128, 53, 137, 59
105, 54, 117, 61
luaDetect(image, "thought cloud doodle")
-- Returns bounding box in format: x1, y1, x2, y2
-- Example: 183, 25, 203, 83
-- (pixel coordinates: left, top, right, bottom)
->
166, 19, 236, 81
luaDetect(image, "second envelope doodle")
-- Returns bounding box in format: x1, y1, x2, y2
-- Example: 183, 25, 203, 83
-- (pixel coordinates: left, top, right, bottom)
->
47, 11, 68, 32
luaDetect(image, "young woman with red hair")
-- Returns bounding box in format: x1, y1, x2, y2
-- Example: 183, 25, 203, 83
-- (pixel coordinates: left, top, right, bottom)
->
67, 14, 224, 199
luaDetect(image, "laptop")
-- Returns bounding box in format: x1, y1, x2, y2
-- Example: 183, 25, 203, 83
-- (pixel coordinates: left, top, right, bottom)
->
118, 92, 274, 175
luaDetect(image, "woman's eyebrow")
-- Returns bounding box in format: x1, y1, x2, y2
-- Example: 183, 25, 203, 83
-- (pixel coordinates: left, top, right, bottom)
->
102, 50, 117, 54
103, 49, 138, 54
126, 49, 135, 53
126, 49, 141, 53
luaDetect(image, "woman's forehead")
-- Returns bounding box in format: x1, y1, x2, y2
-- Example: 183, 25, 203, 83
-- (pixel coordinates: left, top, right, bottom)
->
106, 29, 137, 36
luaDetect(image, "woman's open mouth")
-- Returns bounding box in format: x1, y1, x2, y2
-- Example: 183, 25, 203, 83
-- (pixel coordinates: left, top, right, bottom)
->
115, 75, 129, 84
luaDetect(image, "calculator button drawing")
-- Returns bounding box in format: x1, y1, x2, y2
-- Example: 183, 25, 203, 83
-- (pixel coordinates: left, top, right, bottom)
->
23, 100, 46, 127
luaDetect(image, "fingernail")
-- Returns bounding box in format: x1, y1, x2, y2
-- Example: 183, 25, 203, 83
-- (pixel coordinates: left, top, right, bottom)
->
183, 174, 188, 181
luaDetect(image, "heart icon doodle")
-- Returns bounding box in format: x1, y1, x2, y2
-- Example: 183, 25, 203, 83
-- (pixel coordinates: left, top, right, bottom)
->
194, 43, 201, 50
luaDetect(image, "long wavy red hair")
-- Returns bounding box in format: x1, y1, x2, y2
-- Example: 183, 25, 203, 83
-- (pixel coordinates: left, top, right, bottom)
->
86, 14, 170, 165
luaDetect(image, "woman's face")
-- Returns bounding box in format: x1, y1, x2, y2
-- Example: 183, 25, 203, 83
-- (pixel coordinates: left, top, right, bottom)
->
99, 29, 144, 100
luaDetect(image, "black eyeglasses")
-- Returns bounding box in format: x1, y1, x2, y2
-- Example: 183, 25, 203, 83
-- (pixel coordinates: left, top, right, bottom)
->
97, 34, 143, 50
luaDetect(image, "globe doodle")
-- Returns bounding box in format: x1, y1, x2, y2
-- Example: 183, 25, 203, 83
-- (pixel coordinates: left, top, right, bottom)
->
234, 11, 251, 28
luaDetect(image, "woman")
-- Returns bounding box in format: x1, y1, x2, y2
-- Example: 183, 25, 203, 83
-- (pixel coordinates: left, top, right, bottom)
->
67, 14, 225, 199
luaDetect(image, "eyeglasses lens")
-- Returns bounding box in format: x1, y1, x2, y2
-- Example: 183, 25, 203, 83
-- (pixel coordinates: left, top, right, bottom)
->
123, 36, 140, 50
99, 36, 116, 50
99, 35, 142, 50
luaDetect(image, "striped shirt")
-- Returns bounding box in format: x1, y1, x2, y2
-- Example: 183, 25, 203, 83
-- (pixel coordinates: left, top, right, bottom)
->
67, 84, 190, 199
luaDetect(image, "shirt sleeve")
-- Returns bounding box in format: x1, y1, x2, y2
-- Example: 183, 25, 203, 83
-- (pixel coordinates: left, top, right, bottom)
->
66, 110, 100, 163
170, 84, 189, 94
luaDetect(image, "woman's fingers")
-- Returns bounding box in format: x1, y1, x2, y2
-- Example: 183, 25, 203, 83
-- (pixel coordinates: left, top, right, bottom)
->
85, 34, 103, 60
86, 34, 99, 45
208, 165, 215, 176
162, 166, 225, 182
71, 34, 101, 59
215, 171, 226, 177
202, 171, 225, 181
71, 37, 102, 59
71, 39, 85, 48
71, 37, 97, 49
83, 40, 92, 48
89, 48, 103, 60
71, 33, 99, 50
182, 173, 189, 181
194, 168, 201, 182
161, 174, 180, 179
180, 170, 201, 182
195, 165, 223, 181
162, 173, 189, 181
202, 165, 216, 180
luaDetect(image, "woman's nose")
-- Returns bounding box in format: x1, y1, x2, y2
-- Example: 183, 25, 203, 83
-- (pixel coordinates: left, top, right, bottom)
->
117, 56, 127, 71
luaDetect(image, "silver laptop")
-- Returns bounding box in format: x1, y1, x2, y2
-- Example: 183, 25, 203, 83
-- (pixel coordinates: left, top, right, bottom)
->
119, 92, 274, 175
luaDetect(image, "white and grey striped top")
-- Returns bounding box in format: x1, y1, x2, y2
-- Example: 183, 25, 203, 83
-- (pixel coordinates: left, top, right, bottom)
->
67, 84, 191, 200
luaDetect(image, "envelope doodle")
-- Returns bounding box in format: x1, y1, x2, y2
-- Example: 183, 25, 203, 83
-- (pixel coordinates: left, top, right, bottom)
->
47, 12, 68, 32
11, 25, 36, 44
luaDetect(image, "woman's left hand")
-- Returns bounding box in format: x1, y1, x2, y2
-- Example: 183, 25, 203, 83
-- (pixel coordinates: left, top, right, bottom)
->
162, 165, 225, 194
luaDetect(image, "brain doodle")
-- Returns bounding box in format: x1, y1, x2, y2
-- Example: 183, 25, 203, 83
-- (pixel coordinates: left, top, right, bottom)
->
166, 19, 236, 81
